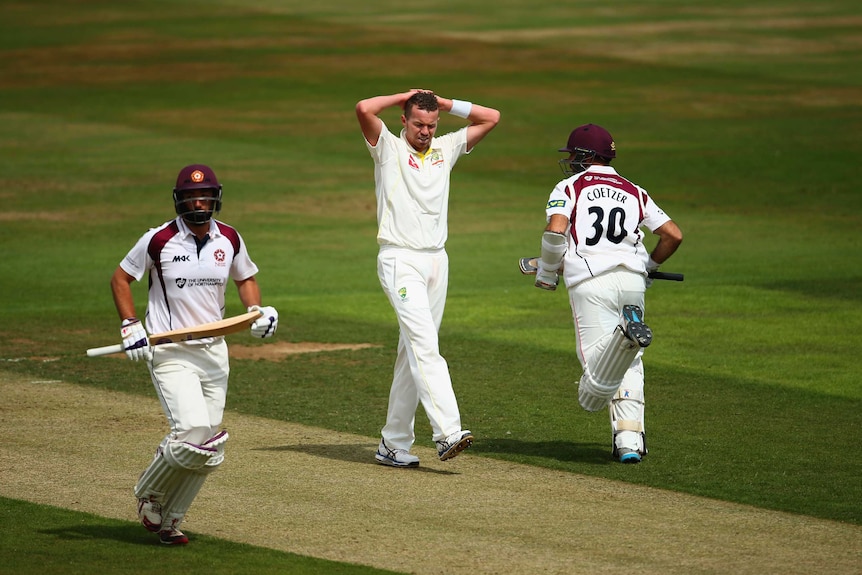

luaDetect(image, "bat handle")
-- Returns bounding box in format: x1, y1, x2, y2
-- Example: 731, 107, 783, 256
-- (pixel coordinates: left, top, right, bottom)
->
86, 344, 124, 357
647, 271, 684, 281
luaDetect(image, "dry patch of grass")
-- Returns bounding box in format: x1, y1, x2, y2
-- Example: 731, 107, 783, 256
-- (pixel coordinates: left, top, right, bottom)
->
231, 341, 378, 360
2, 373, 860, 574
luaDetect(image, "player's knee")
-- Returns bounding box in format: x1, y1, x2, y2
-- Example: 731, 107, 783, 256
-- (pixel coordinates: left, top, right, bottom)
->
200, 430, 229, 473
163, 429, 229, 472
175, 425, 213, 447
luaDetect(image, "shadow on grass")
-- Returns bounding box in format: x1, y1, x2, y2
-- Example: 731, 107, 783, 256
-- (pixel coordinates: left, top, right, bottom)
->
479, 438, 613, 465
254, 442, 459, 475
38, 523, 156, 545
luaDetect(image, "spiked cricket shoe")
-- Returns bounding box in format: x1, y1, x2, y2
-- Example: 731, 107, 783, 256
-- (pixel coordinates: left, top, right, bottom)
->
436, 430, 474, 461
159, 517, 189, 545
375, 439, 420, 468
621, 305, 652, 348
616, 448, 642, 464
159, 527, 189, 545
613, 430, 647, 464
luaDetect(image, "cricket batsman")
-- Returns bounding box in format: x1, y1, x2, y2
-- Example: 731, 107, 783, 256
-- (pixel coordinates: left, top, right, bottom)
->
109, 164, 279, 544
533, 124, 682, 463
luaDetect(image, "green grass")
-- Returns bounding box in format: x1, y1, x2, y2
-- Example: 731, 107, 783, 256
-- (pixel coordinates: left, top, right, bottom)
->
2, 0, 861, 571
0, 498, 397, 575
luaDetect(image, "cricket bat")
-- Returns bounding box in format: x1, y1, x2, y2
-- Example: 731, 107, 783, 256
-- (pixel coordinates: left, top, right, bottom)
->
86, 309, 264, 357
518, 257, 684, 282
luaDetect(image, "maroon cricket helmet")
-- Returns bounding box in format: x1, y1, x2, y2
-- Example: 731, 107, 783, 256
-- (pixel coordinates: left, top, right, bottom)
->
172, 164, 223, 224
559, 124, 616, 159
174, 164, 221, 192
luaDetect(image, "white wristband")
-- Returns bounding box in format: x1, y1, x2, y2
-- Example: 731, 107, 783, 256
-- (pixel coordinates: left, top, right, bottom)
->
449, 99, 472, 119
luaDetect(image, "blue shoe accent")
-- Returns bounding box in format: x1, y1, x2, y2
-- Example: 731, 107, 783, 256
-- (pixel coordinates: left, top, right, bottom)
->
618, 450, 642, 464
621, 305, 652, 348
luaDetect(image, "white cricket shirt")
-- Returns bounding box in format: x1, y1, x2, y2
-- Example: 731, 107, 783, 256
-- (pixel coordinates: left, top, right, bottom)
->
545, 165, 671, 286
119, 217, 259, 336
365, 121, 469, 250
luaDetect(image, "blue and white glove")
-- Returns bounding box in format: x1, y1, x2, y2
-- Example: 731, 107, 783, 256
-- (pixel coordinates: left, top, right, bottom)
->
645, 258, 660, 289
120, 318, 152, 361
248, 305, 278, 338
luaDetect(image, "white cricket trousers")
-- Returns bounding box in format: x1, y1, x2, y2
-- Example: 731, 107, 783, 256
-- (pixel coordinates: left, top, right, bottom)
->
569, 267, 646, 421
377, 246, 462, 450
147, 339, 230, 447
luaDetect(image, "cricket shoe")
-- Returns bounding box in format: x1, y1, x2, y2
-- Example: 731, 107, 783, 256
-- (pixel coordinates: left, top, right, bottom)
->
159, 527, 189, 546
613, 431, 647, 464
616, 448, 642, 464
159, 518, 189, 545
375, 439, 419, 468
137, 497, 162, 533
621, 305, 652, 348
436, 430, 474, 461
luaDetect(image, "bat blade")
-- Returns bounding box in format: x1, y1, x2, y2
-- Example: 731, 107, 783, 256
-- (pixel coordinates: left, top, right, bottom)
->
518, 257, 540, 275
518, 256, 683, 281
86, 309, 264, 357
149, 310, 263, 344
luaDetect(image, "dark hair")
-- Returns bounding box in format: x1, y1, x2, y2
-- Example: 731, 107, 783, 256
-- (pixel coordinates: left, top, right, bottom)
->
404, 91, 438, 118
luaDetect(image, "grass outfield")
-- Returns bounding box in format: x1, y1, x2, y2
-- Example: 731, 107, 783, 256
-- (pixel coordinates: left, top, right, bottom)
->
1, 0, 861, 572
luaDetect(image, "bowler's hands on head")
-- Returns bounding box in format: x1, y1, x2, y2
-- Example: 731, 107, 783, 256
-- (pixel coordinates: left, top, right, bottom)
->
400, 89, 430, 108
248, 305, 279, 338
120, 319, 151, 361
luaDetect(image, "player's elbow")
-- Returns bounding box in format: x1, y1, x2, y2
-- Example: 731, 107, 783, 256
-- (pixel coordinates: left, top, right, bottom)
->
659, 221, 683, 247
484, 108, 501, 129
669, 223, 683, 247
355, 99, 374, 119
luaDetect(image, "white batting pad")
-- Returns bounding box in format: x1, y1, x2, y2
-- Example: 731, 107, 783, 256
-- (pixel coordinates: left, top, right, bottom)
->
578, 327, 641, 411
611, 382, 646, 456
578, 371, 618, 412
134, 439, 218, 501
159, 472, 208, 529
162, 440, 218, 470
611, 385, 645, 433
592, 326, 640, 383
201, 430, 229, 470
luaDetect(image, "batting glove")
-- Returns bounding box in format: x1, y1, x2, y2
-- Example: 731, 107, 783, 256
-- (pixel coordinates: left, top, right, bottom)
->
248, 305, 278, 338
120, 318, 152, 361
645, 257, 660, 289
534, 263, 559, 291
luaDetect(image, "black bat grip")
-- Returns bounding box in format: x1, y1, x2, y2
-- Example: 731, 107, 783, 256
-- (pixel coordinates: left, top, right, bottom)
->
648, 271, 684, 281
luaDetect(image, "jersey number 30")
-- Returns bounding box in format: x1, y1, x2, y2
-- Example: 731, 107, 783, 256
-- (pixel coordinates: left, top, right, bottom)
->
585, 206, 628, 245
